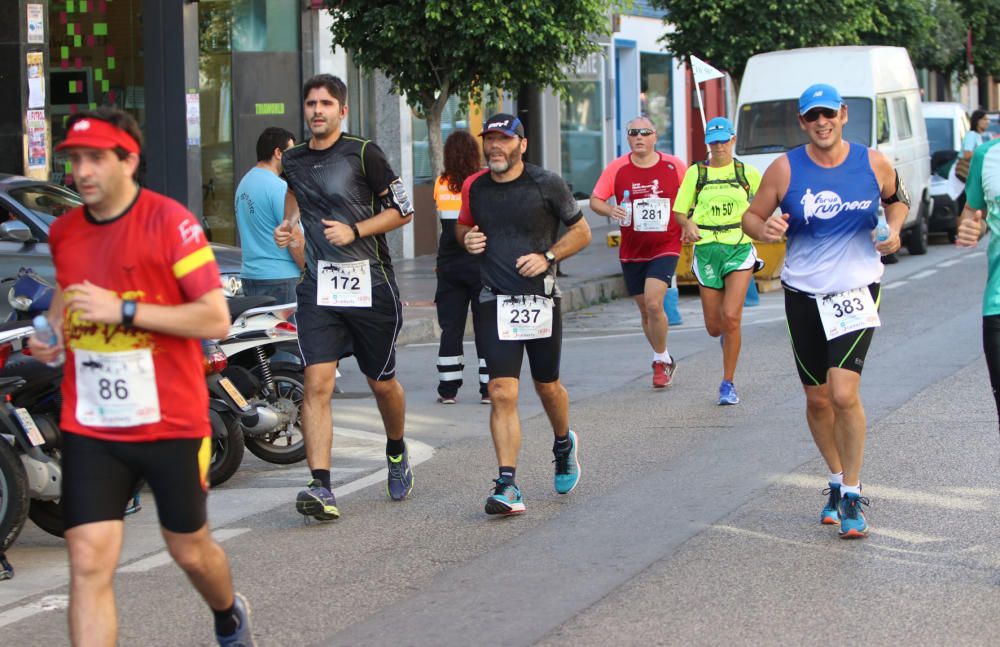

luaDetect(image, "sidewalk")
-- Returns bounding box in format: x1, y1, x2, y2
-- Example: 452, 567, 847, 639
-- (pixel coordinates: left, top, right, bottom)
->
394, 209, 627, 345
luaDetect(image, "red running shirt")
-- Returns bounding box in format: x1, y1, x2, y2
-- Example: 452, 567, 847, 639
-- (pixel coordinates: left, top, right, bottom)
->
591, 152, 687, 262
49, 189, 222, 441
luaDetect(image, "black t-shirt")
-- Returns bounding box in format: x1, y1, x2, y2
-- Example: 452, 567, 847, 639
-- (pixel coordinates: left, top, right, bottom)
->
458, 163, 583, 298
281, 135, 398, 286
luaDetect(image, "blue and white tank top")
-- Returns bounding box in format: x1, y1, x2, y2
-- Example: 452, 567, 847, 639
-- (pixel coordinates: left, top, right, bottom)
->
779, 143, 883, 294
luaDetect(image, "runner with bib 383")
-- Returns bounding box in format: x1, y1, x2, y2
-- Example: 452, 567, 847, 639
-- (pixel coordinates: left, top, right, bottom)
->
742, 83, 908, 540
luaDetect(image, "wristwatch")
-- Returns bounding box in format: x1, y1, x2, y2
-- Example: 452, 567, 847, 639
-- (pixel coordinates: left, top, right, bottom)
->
544, 250, 557, 266
121, 299, 137, 328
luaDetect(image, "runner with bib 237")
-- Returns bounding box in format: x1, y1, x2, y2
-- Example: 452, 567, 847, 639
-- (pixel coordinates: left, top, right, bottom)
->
742, 83, 907, 540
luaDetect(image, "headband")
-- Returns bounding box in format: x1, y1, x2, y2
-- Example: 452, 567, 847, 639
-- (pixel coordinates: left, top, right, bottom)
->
56, 118, 141, 155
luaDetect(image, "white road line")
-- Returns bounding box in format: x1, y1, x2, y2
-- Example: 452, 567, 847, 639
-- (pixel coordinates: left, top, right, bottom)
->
882, 281, 907, 290
118, 528, 251, 574
909, 269, 936, 280
967, 251, 985, 259
0, 595, 69, 630
939, 259, 962, 267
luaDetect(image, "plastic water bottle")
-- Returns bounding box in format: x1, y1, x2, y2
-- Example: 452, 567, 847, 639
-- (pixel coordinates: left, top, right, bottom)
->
875, 206, 890, 242
32, 314, 64, 367
621, 189, 633, 227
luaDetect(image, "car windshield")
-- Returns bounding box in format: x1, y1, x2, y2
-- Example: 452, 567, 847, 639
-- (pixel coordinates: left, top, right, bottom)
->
925, 118, 954, 154
736, 98, 873, 155
7, 185, 81, 228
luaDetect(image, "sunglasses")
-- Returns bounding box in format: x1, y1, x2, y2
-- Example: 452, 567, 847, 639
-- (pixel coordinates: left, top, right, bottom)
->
627, 128, 656, 137
802, 107, 840, 122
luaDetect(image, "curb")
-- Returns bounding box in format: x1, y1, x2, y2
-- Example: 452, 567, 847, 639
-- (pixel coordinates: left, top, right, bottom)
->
396, 275, 627, 347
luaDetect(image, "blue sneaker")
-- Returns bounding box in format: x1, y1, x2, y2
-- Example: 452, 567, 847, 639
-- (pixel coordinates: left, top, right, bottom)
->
553, 430, 581, 494
485, 479, 525, 515
838, 491, 870, 539
216, 592, 254, 646
718, 380, 739, 405
387, 448, 414, 501
821, 483, 841, 525
295, 479, 340, 521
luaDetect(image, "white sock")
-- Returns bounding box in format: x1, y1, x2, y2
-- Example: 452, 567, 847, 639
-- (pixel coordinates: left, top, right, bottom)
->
653, 350, 671, 364
829, 472, 843, 487
840, 483, 861, 497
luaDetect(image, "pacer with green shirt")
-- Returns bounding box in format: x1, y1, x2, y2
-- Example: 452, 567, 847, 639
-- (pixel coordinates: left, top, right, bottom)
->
956, 135, 1000, 429
673, 117, 762, 405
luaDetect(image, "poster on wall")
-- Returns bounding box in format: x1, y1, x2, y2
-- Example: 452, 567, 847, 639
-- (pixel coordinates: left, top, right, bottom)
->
26, 51, 45, 109
186, 92, 201, 146
27, 4, 44, 44
26, 110, 48, 171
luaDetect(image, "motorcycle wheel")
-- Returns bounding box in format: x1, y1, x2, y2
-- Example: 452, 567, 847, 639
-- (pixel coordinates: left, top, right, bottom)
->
28, 500, 64, 538
244, 368, 307, 465
0, 440, 29, 553
209, 408, 244, 487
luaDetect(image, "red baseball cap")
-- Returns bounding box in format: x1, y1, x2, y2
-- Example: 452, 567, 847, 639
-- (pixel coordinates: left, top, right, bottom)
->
56, 117, 141, 154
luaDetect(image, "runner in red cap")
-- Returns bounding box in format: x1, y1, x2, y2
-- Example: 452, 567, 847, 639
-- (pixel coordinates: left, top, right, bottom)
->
35, 107, 255, 646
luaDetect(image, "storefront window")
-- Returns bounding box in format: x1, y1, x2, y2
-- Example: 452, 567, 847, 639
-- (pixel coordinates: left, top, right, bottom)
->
199, 0, 299, 245
47, 0, 144, 185
561, 81, 603, 199
411, 95, 467, 182
640, 53, 673, 154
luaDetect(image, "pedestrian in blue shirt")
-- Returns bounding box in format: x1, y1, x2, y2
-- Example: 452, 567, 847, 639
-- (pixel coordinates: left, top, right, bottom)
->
235, 127, 303, 305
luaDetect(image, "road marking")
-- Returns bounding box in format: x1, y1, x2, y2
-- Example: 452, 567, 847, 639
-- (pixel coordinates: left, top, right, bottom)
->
118, 528, 251, 573
0, 595, 69, 629
882, 281, 907, 290
909, 269, 936, 280
939, 259, 962, 267
966, 251, 985, 259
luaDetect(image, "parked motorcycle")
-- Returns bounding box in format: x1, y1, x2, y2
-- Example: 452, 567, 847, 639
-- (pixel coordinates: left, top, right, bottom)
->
202, 338, 250, 486
220, 296, 307, 464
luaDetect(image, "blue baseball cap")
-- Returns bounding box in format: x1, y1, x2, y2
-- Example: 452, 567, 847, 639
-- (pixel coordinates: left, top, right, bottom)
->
798, 84, 843, 115
481, 113, 525, 138
704, 117, 735, 144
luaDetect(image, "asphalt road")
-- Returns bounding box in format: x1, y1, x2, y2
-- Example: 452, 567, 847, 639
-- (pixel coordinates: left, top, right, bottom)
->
3, 238, 999, 646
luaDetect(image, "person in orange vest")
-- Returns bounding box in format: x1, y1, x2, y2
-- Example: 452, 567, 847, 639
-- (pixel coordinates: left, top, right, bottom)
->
434, 130, 490, 404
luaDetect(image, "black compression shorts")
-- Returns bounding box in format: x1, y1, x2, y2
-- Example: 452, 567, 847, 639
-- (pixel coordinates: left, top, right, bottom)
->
61, 432, 209, 533
784, 283, 880, 386
480, 297, 562, 383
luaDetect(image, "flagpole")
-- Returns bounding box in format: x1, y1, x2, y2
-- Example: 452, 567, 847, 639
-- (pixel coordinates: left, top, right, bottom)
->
695, 80, 709, 160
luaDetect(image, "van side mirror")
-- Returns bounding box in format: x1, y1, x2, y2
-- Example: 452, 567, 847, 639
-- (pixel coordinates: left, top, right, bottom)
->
0, 221, 32, 243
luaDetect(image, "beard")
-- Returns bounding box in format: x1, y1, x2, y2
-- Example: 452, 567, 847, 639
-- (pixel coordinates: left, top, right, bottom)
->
487, 148, 521, 173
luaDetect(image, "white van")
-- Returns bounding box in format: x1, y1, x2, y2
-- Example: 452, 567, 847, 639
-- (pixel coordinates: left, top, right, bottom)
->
735, 46, 934, 255
922, 101, 970, 241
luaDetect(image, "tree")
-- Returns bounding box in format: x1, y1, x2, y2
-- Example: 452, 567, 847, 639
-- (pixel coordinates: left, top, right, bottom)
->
961, 0, 1000, 78
862, 0, 967, 83
652, 0, 877, 83
325, 0, 618, 179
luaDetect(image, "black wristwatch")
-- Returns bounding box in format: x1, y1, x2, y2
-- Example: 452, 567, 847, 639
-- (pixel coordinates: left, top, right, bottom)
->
121, 299, 137, 328
544, 250, 557, 266
350, 222, 361, 241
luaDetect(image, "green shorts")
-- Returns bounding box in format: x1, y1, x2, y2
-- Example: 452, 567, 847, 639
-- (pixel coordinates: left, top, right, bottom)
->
692, 242, 759, 290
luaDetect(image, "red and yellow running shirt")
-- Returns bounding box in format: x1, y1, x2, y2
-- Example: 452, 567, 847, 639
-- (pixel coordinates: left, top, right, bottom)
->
591, 152, 687, 262
49, 189, 222, 441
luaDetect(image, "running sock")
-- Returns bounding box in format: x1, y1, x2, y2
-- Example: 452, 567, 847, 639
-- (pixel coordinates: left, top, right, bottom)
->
499, 466, 516, 483
386, 437, 406, 456
213, 603, 239, 637
311, 469, 331, 491
653, 350, 672, 364
553, 434, 571, 453
840, 483, 862, 497
829, 472, 844, 486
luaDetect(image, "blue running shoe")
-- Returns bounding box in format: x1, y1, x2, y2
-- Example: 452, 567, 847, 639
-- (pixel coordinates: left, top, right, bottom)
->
838, 492, 870, 539
387, 448, 414, 501
295, 479, 340, 521
821, 483, 841, 525
553, 430, 581, 494
485, 479, 525, 515
718, 380, 739, 405
216, 592, 254, 647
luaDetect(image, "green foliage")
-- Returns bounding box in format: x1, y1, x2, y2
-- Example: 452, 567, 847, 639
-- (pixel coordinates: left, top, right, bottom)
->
961, 0, 1000, 77
324, 0, 616, 117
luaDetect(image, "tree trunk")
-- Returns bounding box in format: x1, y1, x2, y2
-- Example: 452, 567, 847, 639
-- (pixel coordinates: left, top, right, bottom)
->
426, 89, 450, 181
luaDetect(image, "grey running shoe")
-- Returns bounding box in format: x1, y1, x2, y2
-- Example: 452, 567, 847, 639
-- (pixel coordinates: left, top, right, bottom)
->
216, 592, 254, 647
295, 479, 340, 521
387, 447, 414, 500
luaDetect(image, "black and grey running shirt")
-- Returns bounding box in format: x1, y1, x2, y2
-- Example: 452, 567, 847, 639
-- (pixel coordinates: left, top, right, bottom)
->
281, 135, 399, 287
458, 163, 583, 299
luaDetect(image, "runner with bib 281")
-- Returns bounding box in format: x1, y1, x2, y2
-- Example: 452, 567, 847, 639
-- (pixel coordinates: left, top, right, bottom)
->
742, 84, 907, 539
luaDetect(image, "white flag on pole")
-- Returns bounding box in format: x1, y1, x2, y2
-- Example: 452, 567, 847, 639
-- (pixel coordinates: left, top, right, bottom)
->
690, 55, 724, 84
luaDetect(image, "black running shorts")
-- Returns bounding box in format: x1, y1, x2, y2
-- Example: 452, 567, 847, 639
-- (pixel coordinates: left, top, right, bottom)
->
784, 283, 880, 386
295, 280, 403, 380
621, 255, 679, 296
61, 432, 209, 533
480, 297, 562, 383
